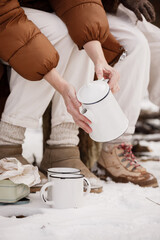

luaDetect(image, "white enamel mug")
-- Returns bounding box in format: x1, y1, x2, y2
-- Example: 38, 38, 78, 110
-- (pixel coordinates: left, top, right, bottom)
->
47, 168, 81, 201
40, 174, 91, 209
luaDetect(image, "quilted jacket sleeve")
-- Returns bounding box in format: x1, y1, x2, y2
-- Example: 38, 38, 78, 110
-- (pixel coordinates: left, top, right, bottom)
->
50, 0, 110, 50
102, 32, 124, 65
0, 0, 59, 81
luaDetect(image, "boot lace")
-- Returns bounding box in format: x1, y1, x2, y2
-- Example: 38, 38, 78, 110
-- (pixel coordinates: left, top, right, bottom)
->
118, 143, 140, 170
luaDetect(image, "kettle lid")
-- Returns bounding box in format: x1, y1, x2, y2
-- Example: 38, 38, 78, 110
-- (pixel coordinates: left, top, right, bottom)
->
77, 79, 110, 104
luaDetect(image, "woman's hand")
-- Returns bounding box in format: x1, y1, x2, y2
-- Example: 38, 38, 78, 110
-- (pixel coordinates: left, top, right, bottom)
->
95, 62, 120, 93
61, 82, 92, 134
44, 68, 92, 134
84, 40, 120, 93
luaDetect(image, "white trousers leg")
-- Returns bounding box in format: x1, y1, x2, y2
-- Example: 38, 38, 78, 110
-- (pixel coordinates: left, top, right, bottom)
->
1, 8, 94, 128
120, 4, 160, 107
107, 5, 151, 135
136, 18, 160, 107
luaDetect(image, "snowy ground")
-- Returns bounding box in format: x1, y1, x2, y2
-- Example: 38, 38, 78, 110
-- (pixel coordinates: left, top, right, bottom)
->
0, 100, 160, 240
0, 167, 160, 240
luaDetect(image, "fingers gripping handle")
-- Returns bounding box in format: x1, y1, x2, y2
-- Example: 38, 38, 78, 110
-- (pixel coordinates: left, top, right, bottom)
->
40, 182, 55, 206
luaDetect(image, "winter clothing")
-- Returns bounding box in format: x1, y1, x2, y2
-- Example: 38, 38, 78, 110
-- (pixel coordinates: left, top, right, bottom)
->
120, 0, 156, 22
0, 121, 25, 145
98, 5, 160, 185
0, 121, 46, 184
2, 4, 160, 146
0, 144, 22, 159
102, 0, 155, 23
96, 143, 158, 187
93, 4, 159, 187
0, 0, 123, 83
40, 145, 103, 193
0, 144, 46, 184
1, 1, 159, 191
0, 0, 58, 81
0, 6, 103, 194
103, 5, 160, 139
1, 7, 95, 128
47, 122, 79, 146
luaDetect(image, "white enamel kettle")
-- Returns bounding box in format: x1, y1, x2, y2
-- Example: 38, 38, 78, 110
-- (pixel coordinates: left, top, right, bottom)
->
77, 79, 128, 142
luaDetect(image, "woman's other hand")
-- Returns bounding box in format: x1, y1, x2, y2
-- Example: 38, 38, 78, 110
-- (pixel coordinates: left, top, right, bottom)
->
95, 62, 120, 93
61, 83, 92, 134
84, 40, 120, 93
44, 68, 92, 134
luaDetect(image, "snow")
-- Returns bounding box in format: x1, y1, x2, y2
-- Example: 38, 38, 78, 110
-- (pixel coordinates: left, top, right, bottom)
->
0, 176, 160, 240
0, 99, 160, 240
22, 126, 43, 166
0, 132, 160, 240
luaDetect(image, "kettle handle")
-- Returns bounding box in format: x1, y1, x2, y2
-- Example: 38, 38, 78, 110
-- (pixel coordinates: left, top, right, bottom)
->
80, 107, 94, 124
99, 78, 109, 83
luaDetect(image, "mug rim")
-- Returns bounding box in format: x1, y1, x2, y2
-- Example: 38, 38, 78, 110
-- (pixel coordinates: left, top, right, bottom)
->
49, 173, 84, 179
47, 167, 80, 174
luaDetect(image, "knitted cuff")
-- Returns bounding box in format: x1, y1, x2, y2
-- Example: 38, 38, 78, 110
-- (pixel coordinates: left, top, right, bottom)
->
47, 122, 79, 146
0, 121, 25, 145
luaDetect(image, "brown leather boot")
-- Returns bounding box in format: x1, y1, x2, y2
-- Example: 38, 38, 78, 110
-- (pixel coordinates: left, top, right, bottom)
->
0, 144, 46, 189
40, 145, 103, 193
0, 144, 28, 164
95, 143, 158, 187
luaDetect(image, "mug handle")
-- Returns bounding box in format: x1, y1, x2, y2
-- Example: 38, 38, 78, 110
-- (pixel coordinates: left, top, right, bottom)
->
40, 182, 55, 206
83, 177, 91, 196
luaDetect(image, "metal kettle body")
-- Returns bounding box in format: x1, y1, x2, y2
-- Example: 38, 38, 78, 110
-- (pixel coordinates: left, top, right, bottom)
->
78, 80, 128, 142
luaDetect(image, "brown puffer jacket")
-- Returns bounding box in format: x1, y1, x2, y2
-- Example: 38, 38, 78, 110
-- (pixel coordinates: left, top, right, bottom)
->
0, 0, 123, 83
49, 0, 124, 65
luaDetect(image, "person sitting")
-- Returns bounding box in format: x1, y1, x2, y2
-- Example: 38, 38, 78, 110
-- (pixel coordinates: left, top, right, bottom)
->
0, 0, 121, 193
93, 0, 159, 187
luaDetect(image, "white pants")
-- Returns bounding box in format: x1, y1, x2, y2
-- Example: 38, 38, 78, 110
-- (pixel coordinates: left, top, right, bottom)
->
107, 4, 160, 136
1, 8, 94, 128
2, 6, 160, 136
